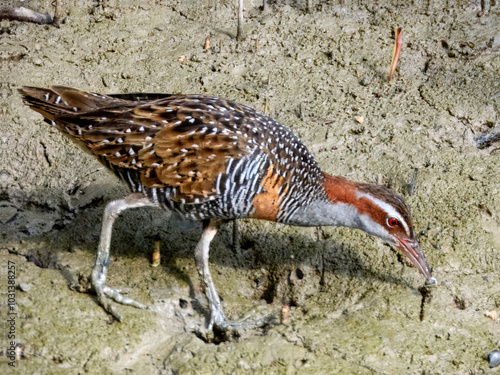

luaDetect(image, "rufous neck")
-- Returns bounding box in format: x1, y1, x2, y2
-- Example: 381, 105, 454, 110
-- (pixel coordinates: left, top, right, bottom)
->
321, 173, 360, 206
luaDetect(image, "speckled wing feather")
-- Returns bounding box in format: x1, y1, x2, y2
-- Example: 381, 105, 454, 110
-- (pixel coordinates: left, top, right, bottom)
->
19, 86, 324, 212
20, 87, 257, 201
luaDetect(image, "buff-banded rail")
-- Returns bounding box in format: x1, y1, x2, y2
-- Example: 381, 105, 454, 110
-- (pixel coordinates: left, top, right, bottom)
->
20, 86, 435, 331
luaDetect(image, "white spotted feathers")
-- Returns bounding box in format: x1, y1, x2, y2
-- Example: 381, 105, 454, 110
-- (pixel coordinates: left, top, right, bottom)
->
19, 86, 325, 222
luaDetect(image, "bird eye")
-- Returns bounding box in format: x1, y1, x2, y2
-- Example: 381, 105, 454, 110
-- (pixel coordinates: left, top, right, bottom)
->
387, 217, 399, 227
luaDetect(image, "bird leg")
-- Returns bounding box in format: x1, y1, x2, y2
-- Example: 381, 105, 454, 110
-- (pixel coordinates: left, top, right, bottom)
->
195, 220, 276, 335
91, 193, 158, 321
194, 219, 226, 330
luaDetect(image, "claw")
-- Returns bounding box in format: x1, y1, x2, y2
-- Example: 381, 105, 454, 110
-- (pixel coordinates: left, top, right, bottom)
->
102, 286, 148, 309
90, 194, 159, 319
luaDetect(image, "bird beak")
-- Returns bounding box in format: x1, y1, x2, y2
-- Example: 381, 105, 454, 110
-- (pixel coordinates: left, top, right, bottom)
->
394, 237, 432, 279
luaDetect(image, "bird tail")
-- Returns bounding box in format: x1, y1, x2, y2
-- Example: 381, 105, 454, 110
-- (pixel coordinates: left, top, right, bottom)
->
18, 86, 118, 122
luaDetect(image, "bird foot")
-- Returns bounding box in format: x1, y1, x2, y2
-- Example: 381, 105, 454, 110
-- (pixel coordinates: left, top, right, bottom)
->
101, 285, 148, 309
69, 279, 149, 321
92, 284, 154, 321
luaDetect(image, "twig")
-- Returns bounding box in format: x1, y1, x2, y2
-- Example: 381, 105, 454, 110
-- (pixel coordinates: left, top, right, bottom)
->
389, 27, 402, 82
418, 285, 432, 321
281, 304, 290, 324
0, 7, 53, 24
311, 118, 334, 125
474, 127, 500, 149
408, 168, 418, 196
316, 227, 326, 288
232, 220, 240, 254
236, 0, 244, 41
264, 71, 271, 115
306, 0, 313, 12
152, 236, 161, 267
53, 0, 63, 27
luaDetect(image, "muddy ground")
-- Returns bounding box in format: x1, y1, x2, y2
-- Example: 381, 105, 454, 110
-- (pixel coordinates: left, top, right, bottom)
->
2, 0, 500, 374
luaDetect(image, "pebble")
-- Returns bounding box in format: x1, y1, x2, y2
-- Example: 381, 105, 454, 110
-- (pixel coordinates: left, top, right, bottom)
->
360, 76, 372, 86
488, 350, 500, 368
18, 283, 32, 292
425, 277, 438, 286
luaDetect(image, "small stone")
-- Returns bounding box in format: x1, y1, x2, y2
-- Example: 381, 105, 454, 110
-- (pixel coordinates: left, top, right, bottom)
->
238, 360, 250, 370
487, 350, 500, 368
425, 277, 438, 286
360, 76, 372, 86
492, 34, 500, 49
18, 283, 32, 292
190, 54, 201, 62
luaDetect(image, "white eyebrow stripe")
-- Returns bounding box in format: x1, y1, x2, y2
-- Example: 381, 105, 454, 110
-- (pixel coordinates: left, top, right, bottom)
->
356, 191, 410, 236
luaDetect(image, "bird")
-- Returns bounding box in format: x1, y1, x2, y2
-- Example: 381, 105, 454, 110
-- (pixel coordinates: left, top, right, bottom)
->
19, 86, 434, 330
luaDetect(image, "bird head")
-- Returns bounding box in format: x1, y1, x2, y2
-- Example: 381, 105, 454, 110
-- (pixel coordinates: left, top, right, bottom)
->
322, 174, 432, 280
354, 183, 432, 279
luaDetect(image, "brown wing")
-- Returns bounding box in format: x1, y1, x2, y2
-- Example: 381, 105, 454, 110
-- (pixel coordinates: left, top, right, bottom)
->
20, 86, 257, 202
110, 101, 254, 199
